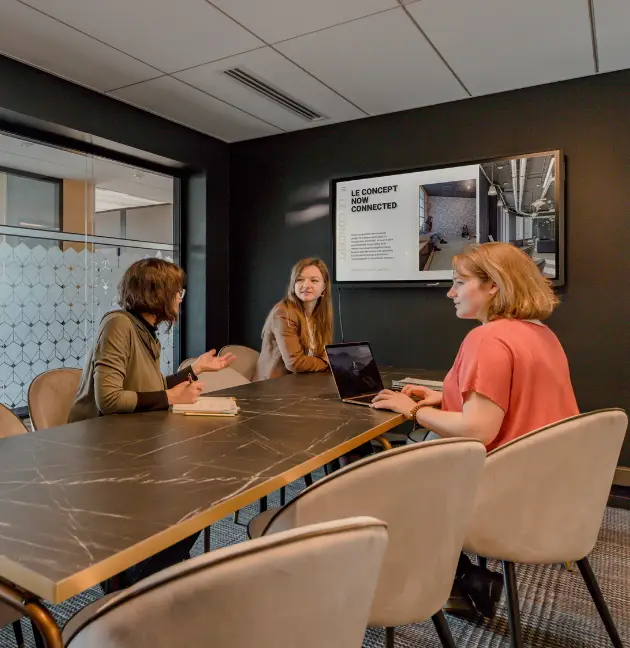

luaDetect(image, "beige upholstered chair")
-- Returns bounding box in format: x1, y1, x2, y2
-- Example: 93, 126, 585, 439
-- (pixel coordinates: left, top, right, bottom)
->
177, 358, 196, 371
0, 405, 28, 645
62, 517, 388, 648
0, 404, 28, 437
249, 438, 487, 647
27, 368, 82, 430
177, 359, 251, 393
463, 409, 628, 648
218, 345, 260, 381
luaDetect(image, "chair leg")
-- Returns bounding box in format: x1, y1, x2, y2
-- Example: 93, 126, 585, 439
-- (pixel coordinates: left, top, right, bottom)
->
577, 557, 624, 647
385, 626, 395, 648
432, 611, 456, 648
478, 556, 488, 569
12, 620, 24, 648
303, 473, 313, 487
203, 527, 211, 553
234, 496, 269, 527
31, 622, 45, 648
502, 561, 524, 648
279, 486, 286, 506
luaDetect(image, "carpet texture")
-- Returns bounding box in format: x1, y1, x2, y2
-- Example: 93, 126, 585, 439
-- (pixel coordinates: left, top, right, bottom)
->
2, 473, 628, 647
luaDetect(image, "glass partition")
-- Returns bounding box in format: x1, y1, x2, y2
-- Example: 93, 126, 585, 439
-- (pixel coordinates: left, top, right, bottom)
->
0, 131, 178, 409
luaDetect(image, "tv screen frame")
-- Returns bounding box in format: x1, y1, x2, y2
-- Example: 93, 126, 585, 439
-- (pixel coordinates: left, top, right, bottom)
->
331, 150, 565, 288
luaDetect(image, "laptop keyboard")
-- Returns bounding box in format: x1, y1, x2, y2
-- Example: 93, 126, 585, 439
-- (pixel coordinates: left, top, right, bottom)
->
349, 394, 377, 404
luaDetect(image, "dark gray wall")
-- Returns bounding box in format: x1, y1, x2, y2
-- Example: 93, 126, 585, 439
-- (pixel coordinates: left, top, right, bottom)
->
230, 70, 630, 465
0, 54, 230, 358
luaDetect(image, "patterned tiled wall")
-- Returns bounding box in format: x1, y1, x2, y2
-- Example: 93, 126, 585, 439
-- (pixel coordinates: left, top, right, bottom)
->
427, 197, 476, 241
0, 240, 175, 409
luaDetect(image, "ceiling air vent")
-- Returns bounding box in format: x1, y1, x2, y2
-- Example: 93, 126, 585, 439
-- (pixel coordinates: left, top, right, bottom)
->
223, 68, 325, 122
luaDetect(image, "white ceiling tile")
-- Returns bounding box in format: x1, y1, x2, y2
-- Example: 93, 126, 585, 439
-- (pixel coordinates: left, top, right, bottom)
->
593, 0, 630, 73
211, 0, 397, 44
175, 47, 365, 131
21, 0, 264, 73
276, 9, 467, 115
407, 0, 595, 96
0, 0, 158, 91
109, 77, 282, 142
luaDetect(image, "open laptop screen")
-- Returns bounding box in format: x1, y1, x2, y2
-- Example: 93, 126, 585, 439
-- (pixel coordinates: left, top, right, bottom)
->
326, 342, 384, 400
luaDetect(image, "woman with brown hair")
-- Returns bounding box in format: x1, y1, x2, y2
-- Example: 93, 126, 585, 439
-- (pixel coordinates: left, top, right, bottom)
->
69, 257, 234, 423
372, 242, 578, 619
253, 257, 333, 381
68, 258, 234, 594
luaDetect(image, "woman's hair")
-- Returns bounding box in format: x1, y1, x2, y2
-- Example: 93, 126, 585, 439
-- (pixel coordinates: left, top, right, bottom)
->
452, 242, 559, 321
263, 258, 333, 355
118, 258, 185, 327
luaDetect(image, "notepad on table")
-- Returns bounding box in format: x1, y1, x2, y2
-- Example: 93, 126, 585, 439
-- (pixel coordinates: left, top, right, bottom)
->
391, 378, 444, 392
172, 397, 240, 416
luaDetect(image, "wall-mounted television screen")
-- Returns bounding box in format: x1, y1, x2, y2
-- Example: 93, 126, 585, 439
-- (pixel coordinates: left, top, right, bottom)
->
332, 150, 564, 286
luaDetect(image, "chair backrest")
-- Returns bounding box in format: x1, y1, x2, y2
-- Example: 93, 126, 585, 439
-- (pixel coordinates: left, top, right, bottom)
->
0, 404, 28, 437
263, 438, 486, 627
464, 409, 628, 564
177, 358, 196, 371
197, 368, 251, 393
28, 368, 82, 430
65, 518, 388, 648
218, 345, 260, 381
177, 358, 251, 392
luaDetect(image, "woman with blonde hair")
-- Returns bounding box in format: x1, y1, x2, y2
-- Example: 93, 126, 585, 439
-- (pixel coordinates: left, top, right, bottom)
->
372, 242, 578, 618
253, 257, 333, 381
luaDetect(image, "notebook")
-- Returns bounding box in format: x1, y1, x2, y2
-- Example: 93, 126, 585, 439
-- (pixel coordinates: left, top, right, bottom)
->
172, 397, 240, 416
391, 378, 444, 392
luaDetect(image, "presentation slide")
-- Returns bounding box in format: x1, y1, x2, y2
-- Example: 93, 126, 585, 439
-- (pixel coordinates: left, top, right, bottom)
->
334, 164, 480, 282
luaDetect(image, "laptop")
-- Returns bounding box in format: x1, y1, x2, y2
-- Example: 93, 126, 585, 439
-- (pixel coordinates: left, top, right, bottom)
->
325, 341, 385, 407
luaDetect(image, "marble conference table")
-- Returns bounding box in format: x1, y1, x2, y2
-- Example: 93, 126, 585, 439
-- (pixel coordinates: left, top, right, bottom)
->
0, 367, 443, 645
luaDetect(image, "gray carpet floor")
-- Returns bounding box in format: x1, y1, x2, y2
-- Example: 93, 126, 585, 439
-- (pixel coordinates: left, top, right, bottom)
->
2, 473, 628, 647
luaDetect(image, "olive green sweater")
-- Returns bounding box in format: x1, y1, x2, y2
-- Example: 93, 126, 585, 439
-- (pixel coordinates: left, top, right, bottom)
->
68, 310, 192, 423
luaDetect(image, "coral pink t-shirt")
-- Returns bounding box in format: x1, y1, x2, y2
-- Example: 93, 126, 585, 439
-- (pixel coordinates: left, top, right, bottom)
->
441, 319, 579, 451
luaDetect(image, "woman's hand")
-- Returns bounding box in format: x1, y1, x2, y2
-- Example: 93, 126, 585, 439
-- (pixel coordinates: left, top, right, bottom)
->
192, 350, 236, 374
401, 385, 443, 408
371, 390, 418, 417
167, 380, 204, 405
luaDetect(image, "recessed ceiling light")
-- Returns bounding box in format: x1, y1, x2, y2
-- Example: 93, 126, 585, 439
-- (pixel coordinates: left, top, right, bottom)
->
94, 188, 163, 212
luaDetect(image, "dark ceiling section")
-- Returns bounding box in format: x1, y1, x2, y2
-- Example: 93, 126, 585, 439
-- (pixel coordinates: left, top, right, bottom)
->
482, 154, 555, 213
422, 180, 476, 198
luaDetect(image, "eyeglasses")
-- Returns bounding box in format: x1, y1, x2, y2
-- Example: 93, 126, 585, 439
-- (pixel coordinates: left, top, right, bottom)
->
179, 289, 186, 300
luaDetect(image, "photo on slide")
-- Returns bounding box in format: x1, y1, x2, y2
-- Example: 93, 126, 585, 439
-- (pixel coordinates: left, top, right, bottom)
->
480, 154, 557, 279
418, 179, 477, 271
